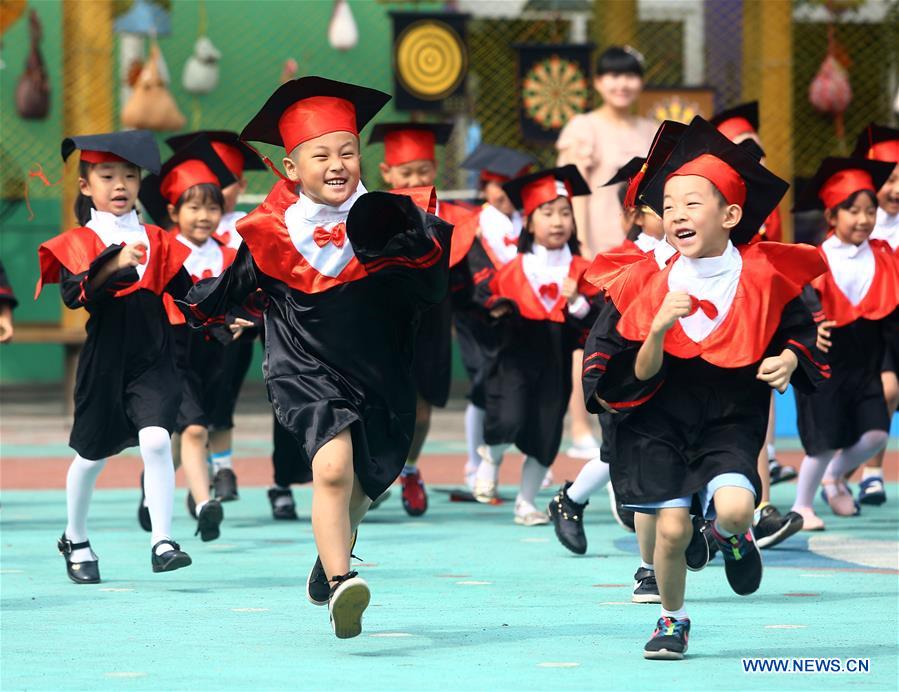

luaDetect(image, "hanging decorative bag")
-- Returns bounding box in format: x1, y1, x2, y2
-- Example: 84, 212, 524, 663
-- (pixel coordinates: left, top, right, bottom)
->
121, 41, 186, 131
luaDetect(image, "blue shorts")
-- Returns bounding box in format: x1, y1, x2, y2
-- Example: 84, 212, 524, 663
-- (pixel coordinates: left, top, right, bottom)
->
624, 473, 756, 519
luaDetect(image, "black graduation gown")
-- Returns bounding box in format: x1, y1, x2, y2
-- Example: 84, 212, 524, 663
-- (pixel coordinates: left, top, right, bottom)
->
179, 183, 452, 499
474, 252, 599, 467
0, 259, 18, 309
582, 243, 829, 508
36, 226, 192, 460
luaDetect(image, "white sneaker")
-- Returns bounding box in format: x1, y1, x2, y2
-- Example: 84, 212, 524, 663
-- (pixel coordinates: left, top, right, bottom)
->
464, 462, 479, 492
514, 500, 549, 526
328, 574, 370, 639
566, 436, 601, 460
474, 477, 498, 504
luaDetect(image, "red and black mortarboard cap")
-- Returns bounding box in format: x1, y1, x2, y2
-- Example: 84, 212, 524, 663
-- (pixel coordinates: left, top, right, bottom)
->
62, 130, 161, 174
368, 122, 453, 167
710, 101, 759, 141
792, 157, 895, 212
604, 120, 687, 208
166, 130, 266, 179
138, 134, 237, 226
460, 144, 536, 183
502, 164, 590, 217
638, 115, 788, 245
852, 123, 899, 164
240, 76, 391, 154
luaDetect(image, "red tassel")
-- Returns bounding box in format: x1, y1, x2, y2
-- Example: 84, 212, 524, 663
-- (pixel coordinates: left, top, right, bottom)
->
623, 163, 647, 209
24, 163, 63, 221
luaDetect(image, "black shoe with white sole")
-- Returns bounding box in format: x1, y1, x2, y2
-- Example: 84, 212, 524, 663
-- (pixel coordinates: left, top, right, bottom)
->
307, 530, 358, 607
685, 515, 711, 571
643, 617, 690, 660
632, 567, 661, 604
328, 571, 370, 639
754, 504, 803, 549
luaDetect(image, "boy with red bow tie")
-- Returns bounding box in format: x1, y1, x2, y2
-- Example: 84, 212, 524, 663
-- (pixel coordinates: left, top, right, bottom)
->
582, 117, 829, 660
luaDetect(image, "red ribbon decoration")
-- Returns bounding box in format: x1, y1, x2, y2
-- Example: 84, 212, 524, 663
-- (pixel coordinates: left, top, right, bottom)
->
503, 235, 518, 247
313, 222, 347, 248
539, 282, 559, 300
688, 295, 718, 320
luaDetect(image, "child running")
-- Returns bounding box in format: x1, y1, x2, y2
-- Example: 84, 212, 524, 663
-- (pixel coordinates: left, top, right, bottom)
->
178, 77, 452, 638
36, 131, 194, 583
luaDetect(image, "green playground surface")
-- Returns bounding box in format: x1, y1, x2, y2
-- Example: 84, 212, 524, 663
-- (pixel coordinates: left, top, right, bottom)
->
1, 482, 897, 691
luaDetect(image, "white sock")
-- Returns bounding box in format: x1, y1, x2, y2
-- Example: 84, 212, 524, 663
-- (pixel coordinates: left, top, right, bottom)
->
640, 561, 654, 571
567, 455, 610, 504
195, 500, 209, 516
823, 431, 890, 481
138, 426, 176, 548
713, 520, 735, 539
661, 606, 689, 620
64, 455, 107, 562
862, 466, 883, 480
210, 450, 232, 473
464, 403, 485, 469
767, 443, 776, 461
517, 456, 546, 507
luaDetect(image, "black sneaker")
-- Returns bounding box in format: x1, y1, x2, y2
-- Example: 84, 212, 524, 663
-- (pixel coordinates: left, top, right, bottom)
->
268, 487, 298, 520
547, 482, 588, 555
307, 530, 358, 607
632, 567, 661, 603
212, 468, 239, 502
685, 515, 711, 571
607, 484, 635, 532
643, 616, 690, 660
769, 458, 797, 485
754, 504, 803, 549
858, 476, 887, 506
137, 472, 151, 532
710, 525, 763, 595
194, 499, 223, 542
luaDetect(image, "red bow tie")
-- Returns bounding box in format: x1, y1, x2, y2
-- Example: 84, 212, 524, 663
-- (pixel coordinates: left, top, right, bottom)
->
201, 268, 214, 280
217, 231, 232, 246
313, 222, 346, 249
503, 235, 518, 247
689, 295, 719, 320
539, 282, 560, 300
120, 241, 148, 265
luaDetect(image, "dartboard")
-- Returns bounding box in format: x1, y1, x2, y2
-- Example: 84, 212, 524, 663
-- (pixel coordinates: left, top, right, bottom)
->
395, 20, 467, 101
522, 55, 589, 130
650, 96, 702, 124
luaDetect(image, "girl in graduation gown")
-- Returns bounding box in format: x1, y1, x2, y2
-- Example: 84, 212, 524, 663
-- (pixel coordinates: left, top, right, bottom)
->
450, 143, 536, 490
789, 157, 899, 528
468, 165, 601, 526
165, 130, 268, 505
178, 77, 451, 638
35, 131, 194, 583
582, 117, 829, 660
138, 135, 240, 542
850, 125, 899, 506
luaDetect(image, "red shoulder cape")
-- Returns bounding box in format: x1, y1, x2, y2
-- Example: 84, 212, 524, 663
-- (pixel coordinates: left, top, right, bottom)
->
594, 242, 827, 366
439, 200, 477, 269
162, 234, 238, 325
490, 254, 599, 323
813, 239, 899, 327
36, 224, 190, 299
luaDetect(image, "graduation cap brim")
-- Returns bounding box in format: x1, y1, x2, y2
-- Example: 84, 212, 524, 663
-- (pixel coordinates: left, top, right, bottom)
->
738, 138, 765, 162
240, 76, 390, 148
367, 122, 454, 146
851, 123, 899, 160
62, 130, 161, 174
603, 156, 645, 187
638, 116, 788, 245
138, 134, 237, 226
166, 130, 266, 171
501, 164, 590, 210
460, 144, 537, 179
710, 101, 759, 135
792, 157, 895, 213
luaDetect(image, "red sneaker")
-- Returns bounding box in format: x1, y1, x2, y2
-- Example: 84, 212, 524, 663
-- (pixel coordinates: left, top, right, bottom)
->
400, 469, 428, 516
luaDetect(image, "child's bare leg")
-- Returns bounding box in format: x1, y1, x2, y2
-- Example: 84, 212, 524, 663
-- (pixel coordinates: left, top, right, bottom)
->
350, 478, 372, 533
209, 429, 232, 455
713, 486, 755, 535
756, 445, 771, 505
311, 428, 355, 584
180, 425, 211, 505
636, 512, 657, 565
653, 508, 692, 611
406, 395, 431, 466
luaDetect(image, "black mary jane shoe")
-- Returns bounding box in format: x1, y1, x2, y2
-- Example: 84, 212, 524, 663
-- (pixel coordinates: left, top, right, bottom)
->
195, 499, 224, 542
151, 539, 192, 573
58, 533, 100, 584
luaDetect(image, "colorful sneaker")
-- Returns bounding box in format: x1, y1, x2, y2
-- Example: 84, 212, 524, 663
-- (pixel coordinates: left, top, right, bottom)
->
820, 481, 860, 517
754, 504, 803, 549
643, 617, 690, 660
709, 524, 763, 596
400, 469, 428, 516
632, 567, 661, 604
685, 516, 712, 571
769, 458, 797, 485
328, 571, 370, 639
514, 499, 549, 526
607, 484, 635, 533
858, 476, 887, 506
547, 482, 588, 554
